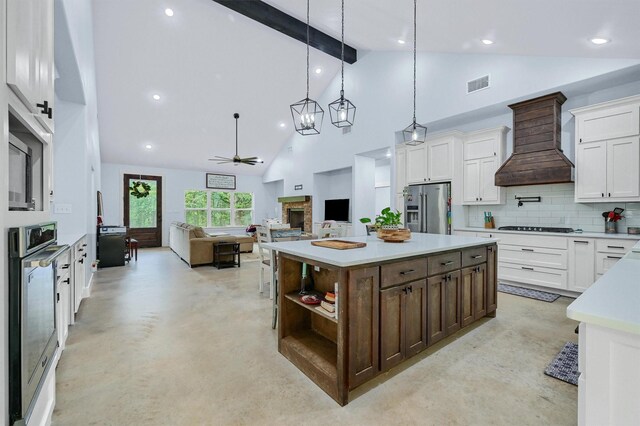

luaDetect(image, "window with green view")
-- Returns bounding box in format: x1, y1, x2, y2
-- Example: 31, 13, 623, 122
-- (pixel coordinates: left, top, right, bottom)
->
184, 190, 253, 227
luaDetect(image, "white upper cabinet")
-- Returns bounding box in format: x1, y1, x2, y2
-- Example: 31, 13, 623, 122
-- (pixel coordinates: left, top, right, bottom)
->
572, 96, 640, 203
462, 127, 508, 205
406, 144, 427, 184
405, 136, 455, 184
7, 0, 55, 133
395, 147, 407, 194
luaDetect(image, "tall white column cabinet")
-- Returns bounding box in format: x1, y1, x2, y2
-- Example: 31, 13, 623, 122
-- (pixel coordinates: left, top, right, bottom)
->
462, 127, 508, 205
571, 95, 640, 203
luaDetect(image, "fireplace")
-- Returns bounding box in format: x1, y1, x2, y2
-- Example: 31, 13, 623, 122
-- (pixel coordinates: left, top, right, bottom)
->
279, 196, 312, 233
288, 208, 305, 230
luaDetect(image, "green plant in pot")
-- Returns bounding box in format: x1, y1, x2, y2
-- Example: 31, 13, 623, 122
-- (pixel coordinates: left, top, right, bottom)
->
359, 207, 403, 230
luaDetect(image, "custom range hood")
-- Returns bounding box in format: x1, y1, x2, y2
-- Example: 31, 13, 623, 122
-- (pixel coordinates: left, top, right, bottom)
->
495, 92, 574, 186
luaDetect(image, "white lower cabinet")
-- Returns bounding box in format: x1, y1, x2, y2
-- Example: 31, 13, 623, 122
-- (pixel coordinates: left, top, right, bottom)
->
499, 263, 567, 289
499, 244, 567, 270
568, 239, 596, 293
73, 237, 88, 313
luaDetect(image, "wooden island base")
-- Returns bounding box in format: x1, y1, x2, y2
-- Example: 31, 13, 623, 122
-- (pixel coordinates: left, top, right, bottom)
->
274, 238, 498, 405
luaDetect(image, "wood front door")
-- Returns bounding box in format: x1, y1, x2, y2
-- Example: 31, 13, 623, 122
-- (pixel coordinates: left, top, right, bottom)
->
124, 174, 162, 248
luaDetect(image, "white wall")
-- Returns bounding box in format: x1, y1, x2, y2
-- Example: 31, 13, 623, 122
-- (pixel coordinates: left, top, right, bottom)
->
263, 50, 640, 200
263, 179, 284, 221
101, 163, 270, 244
313, 167, 353, 222
375, 162, 391, 214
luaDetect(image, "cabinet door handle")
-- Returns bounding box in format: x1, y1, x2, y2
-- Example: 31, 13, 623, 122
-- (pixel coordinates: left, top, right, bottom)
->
61, 264, 70, 269
82, 243, 87, 247
607, 246, 624, 250
606, 255, 622, 259
441, 261, 454, 266
408, 285, 413, 293
64, 278, 70, 284
608, 193, 611, 197
601, 193, 604, 197
83, 253, 87, 258
521, 266, 534, 271
400, 269, 416, 276
471, 255, 482, 259
479, 197, 482, 201
57, 293, 60, 302
521, 248, 534, 252
574, 241, 589, 244
78, 248, 84, 252
79, 258, 84, 264
36, 100, 49, 113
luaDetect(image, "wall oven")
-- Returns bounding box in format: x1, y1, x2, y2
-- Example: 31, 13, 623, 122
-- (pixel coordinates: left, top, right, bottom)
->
8, 132, 34, 211
8, 222, 69, 425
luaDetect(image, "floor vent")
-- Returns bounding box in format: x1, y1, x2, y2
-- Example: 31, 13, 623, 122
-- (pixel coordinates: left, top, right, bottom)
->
467, 75, 490, 94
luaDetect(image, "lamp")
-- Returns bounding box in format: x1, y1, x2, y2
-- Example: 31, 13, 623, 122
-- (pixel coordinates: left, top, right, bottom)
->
328, 0, 356, 128
290, 0, 324, 135
403, 0, 427, 145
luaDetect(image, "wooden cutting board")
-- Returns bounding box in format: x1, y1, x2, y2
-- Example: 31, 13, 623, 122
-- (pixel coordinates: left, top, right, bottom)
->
311, 240, 367, 250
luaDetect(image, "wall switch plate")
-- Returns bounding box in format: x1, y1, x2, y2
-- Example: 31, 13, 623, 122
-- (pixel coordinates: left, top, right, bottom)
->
54, 203, 72, 214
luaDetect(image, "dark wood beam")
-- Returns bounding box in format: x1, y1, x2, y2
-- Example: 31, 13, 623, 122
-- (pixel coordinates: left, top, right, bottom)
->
212, 0, 357, 64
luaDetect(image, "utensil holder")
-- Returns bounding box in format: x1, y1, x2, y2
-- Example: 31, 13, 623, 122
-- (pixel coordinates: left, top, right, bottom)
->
605, 221, 617, 234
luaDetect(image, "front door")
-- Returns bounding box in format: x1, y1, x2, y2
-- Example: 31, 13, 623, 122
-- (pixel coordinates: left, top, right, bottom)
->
123, 174, 162, 248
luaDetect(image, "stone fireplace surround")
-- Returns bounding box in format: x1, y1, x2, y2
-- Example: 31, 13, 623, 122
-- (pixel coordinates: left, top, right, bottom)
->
279, 196, 312, 233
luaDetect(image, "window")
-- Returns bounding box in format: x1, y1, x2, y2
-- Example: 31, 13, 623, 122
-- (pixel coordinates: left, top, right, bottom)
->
184, 190, 254, 227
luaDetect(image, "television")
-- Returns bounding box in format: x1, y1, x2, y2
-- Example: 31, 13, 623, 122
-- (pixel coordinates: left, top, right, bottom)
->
324, 199, 350, 222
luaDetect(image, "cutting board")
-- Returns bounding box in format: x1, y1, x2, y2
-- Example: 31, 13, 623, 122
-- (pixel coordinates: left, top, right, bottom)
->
311, 240, 367, 250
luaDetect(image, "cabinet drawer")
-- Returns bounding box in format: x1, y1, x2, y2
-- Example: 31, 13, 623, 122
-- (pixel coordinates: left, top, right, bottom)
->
428, 251, 461, 276
595, 252, 624, 275
381, 258, 428, 289
499, 264, 567, 289
461, 246, 486, 267
491, 233, 568, 249
499, 244, 567, 270
595, 239, 638, 254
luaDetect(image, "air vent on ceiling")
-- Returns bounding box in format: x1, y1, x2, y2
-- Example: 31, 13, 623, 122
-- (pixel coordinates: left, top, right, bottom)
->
467, 75, 490, 94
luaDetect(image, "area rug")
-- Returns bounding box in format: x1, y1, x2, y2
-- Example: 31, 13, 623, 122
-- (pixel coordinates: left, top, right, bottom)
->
498, 283, 560, 302
544, 342, 579, 386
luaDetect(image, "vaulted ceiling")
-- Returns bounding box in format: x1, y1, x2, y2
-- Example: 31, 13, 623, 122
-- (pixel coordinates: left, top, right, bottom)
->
93, 0, 640, 176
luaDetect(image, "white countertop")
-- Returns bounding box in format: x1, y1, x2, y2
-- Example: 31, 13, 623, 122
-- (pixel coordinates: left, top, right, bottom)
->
567, 241, 640, 335
263, 233, 497, 268
57, 232, 86, 247
455, 227, 640, 240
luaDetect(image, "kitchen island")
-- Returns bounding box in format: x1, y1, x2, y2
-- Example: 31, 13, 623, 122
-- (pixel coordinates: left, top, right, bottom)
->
265, 233, 498, 405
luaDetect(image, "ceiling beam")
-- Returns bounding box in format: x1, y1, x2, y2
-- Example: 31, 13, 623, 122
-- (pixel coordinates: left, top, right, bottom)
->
212, 0, 357, 64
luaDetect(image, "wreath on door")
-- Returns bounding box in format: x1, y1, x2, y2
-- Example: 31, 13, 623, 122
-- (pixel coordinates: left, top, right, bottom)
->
129, 181, 151, 198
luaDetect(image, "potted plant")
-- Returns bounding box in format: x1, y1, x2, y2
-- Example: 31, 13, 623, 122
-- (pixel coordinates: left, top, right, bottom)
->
360, 207, 410, 242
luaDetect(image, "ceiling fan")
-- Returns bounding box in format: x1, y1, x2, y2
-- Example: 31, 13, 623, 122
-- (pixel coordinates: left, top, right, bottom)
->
209, 113, 263, 166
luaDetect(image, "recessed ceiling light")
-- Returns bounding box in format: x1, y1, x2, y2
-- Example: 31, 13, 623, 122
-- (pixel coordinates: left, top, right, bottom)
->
481, 39, 494, 45
152, 94, 161, 101
590, 37, 610, 45
279, 122, 286, 128
145, 144, 153, 150
164, 8, 174, 17
397, 39, 406, 45
315, 67, 322, 74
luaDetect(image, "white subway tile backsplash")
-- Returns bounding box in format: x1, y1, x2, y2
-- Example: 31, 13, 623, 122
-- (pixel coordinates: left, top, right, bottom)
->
465, 183, 634, 232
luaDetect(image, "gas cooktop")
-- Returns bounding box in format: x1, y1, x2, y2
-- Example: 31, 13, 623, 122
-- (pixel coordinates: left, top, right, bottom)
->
498, 226, 575, 233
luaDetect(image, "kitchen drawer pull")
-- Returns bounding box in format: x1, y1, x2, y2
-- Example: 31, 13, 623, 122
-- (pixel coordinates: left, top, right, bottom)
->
606, 255, 623, 259
83, 253, 87, 258
521, 266, 534, 271
574, 241, 589, 244
607, 246, 624, 250
471, 255, 482, 259
441, 261, 454, 266
82, 243, 87, 247
61, 264, 70, 269
63, 278, 70, 284
400, 269, 416, 276
78, 248, 84, 252
521, 248, 534, 252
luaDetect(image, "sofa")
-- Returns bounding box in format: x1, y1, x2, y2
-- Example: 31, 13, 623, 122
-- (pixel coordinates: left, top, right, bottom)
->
169, 222, 254, 267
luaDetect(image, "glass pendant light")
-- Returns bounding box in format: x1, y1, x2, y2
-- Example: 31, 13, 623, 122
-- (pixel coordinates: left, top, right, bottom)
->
403, 0, 427, 145
290, 0, 324, 136
328, 0, 356, 127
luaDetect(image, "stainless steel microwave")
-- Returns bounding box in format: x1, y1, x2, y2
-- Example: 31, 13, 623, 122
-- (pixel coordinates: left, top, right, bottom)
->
8, 132, 34, 211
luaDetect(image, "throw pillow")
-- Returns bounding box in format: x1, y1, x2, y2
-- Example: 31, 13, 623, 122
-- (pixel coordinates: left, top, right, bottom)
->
193, 227, 207, 238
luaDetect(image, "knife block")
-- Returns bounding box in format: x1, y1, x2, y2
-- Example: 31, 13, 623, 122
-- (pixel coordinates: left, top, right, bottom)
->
484, 217, 495, 229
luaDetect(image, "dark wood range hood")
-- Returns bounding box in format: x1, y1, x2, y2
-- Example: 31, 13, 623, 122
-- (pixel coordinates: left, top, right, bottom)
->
495, 92, 574, 186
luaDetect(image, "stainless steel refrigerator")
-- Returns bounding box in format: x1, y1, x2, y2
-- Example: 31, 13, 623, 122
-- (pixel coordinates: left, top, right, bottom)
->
404, 183, 451, 234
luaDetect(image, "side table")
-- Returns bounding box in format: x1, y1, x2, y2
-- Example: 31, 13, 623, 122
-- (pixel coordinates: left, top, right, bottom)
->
214, 242, 240, 269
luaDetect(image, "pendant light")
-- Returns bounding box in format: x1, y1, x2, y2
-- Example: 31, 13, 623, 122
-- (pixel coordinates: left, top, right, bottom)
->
328, 0, 356, 128
290, 0, 324, 136
403, 0, 427, 145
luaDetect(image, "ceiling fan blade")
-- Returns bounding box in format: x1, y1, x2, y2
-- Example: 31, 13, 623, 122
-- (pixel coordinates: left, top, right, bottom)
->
209, 156, 232, 161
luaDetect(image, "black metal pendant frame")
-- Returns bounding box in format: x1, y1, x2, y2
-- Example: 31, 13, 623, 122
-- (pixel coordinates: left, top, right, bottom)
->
403, 120, 428, 146
291, 97, 324, 136
403, 0, 426, 145
329, 0, 356, 128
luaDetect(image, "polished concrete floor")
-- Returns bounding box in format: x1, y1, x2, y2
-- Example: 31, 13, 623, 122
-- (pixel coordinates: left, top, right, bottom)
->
53, 248, 578, 425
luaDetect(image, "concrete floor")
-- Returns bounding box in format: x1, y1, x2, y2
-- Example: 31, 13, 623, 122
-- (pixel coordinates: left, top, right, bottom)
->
53, 248, 578, 425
